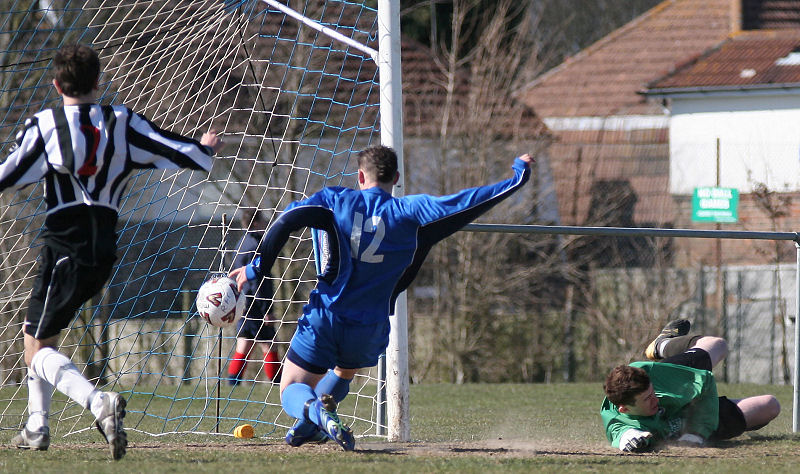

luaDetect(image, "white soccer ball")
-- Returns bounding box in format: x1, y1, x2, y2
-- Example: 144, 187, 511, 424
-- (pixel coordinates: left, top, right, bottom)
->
195, 276, 245, 328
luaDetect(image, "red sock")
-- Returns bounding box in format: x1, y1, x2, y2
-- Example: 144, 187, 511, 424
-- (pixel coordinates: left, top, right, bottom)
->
228, 351, 247, 378
263, 350, 280, 381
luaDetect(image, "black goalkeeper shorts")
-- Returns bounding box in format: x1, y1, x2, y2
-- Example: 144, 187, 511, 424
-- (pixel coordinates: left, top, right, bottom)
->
236, 313, 277, 341
662, 348, 713, 371
710, 396, 747, 440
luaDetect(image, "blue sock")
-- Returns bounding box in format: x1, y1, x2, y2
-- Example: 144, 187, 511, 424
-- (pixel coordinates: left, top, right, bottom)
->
282, 383, 320, 424
315, 370, 351, 403
289, 371, 352, 434
290, 419, 318, 436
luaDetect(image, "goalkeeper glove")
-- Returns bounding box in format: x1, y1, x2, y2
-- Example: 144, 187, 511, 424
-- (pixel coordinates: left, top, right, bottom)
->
618, 428, 653, 453
676, 433, 705, 447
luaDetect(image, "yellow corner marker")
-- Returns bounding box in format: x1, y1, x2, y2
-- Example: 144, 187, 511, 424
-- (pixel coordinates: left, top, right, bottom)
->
234, 424, 255, 439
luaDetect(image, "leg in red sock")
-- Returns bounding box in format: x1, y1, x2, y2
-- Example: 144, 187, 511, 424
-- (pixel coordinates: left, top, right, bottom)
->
228, 351, 248, 386
263, 350, 281, 381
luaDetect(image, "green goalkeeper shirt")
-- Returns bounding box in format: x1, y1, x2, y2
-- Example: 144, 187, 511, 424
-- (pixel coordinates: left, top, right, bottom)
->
600, 361, 719, 448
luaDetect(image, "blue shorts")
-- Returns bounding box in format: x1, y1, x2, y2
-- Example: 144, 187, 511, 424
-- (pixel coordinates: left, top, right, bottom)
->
288, 304, 390, 372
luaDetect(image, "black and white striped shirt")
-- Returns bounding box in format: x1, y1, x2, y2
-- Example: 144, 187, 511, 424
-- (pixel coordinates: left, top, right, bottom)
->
1, 104, 213, 214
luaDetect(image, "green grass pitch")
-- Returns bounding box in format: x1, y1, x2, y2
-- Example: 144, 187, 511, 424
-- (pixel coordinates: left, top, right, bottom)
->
0, 382, 798, 473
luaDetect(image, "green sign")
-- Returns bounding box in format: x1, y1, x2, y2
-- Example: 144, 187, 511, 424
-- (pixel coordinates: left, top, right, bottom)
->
692, 187, 738, 223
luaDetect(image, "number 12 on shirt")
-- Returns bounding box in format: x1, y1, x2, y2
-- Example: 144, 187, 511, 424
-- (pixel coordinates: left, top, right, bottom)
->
350, 212, 384, 263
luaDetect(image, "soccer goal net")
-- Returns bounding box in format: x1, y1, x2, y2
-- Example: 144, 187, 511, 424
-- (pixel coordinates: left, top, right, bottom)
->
0, 0, 396, 441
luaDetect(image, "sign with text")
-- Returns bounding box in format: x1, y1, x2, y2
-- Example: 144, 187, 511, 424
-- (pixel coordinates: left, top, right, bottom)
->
692, 187, 739, 223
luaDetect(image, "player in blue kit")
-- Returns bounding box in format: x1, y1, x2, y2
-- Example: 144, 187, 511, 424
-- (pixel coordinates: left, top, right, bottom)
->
230, 145, 533, 450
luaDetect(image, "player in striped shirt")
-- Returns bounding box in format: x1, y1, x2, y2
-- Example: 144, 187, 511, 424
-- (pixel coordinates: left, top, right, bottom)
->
2, 44, 222, 459
230, 145, 533, 450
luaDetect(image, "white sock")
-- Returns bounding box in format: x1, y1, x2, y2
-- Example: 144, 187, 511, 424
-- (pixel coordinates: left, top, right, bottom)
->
657, 339, 671, 357
25, 369, 53, 431
30, 347, 99, 410
89, 392, 108, 419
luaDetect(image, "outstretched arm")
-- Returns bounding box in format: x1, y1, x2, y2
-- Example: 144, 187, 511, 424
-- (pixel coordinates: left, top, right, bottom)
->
406, 154, 532, 238
128, 110, 216, 171
229, 203, 338, 291
0, 119, 48, 192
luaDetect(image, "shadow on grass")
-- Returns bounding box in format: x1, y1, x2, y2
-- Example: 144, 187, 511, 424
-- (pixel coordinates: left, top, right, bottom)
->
712, 433, 800, 447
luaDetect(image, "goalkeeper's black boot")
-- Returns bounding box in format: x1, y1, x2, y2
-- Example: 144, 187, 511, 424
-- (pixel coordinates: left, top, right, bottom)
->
644, 319, 691, 360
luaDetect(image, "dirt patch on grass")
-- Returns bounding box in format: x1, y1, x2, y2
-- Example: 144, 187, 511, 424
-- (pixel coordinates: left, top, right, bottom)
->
51, 433, 798, 459
118, 438, 684, 457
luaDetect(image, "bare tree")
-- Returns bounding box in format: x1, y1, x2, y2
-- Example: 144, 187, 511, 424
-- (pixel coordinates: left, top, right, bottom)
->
751, 180, 792, 384
402, 0, 566, 383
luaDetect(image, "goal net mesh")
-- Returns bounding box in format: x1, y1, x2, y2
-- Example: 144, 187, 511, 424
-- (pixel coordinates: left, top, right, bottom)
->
0, 0, 385, 439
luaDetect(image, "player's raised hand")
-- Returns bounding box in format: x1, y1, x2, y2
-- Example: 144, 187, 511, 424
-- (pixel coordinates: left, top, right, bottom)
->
518, 153, 534, 164
201, 129, 223, 154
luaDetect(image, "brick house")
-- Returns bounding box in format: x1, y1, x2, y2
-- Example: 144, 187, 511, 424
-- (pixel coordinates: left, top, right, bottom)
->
519, 0, 800, 266
645, 28, 800, 265
519, 0, 800, 383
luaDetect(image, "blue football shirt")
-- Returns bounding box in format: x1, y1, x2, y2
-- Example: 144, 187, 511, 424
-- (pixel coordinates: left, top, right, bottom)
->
248, 157, 530, 324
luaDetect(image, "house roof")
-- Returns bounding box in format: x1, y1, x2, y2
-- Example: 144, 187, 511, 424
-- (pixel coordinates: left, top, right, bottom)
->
94, 3, 545, 145
519, 0, 735, 118
646, 29, 800, 93
401, 38, 548, 140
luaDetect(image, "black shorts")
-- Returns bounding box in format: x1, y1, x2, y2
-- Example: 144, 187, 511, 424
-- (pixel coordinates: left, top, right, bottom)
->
25, 245, 114, 339
662, 348, 713, 371
663, 348, 747, 440
235, 313, 276, 341
709, 396, 747, 440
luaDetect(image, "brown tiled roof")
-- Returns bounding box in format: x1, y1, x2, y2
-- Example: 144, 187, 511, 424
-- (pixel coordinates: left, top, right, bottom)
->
647, 29, 800, 90
519, 0, 734, 118
401, 38, 548, 139
94, 3, 545, 144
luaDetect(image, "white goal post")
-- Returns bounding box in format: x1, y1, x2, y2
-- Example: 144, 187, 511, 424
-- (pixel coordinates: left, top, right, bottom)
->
377, 0, 409, 442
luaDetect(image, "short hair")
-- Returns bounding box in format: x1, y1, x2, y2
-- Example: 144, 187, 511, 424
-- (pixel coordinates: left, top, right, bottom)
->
603, 365, 651, 406
357, 145, 398, 184
239, 208, 266, 228
53, 44, 100, 97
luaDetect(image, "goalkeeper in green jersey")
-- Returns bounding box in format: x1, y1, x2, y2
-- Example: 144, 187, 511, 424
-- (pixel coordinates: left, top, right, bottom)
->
601, 320, 780, 452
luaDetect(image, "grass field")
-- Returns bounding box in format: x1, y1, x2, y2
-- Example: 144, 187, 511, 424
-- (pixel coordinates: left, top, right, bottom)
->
1, 382, 798, 473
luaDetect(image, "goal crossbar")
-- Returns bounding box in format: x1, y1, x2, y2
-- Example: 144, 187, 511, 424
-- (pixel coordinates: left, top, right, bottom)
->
260, 0, 379, 62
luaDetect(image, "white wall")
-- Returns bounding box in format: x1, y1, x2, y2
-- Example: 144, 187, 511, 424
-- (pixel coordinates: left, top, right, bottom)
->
669, 93, 800, 195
